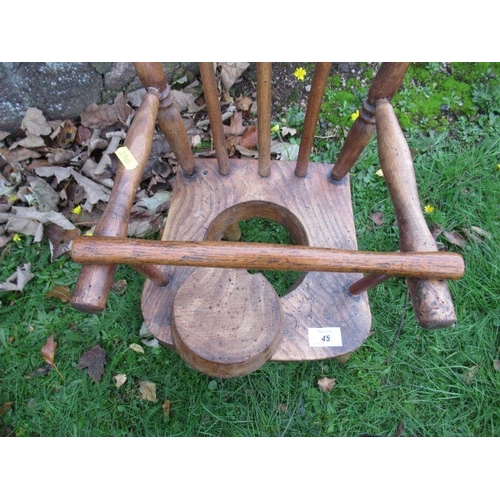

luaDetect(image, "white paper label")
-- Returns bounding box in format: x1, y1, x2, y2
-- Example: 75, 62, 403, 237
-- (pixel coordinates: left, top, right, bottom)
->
308, 327, 342, 347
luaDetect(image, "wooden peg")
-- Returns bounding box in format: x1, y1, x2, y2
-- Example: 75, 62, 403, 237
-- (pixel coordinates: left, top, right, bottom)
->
70, 91, 159, 314
376, 98, 458, 328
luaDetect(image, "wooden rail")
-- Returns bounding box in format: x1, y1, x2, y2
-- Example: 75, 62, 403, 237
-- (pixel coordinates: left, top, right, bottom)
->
71, 237, 465, 280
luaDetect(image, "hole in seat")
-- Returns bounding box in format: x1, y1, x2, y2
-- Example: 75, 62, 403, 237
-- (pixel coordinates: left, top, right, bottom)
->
204, 201, 308, 297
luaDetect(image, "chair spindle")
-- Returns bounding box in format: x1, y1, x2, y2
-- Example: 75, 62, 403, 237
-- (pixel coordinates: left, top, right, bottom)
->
70, 90, 161, 313
134, 62, 196, 177
257, 62, 272, 177
295, 62, 332, 177
330, 62, 410, 181
198, 62, 230, 175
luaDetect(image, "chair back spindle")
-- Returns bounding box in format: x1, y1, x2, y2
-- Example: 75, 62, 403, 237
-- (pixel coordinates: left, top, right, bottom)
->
199, 62, 230, 175
257, 62, 272, 177
295, 62, 332, 177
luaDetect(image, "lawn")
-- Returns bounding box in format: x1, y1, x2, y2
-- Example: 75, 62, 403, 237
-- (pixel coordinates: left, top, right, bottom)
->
1, 62, 499, 438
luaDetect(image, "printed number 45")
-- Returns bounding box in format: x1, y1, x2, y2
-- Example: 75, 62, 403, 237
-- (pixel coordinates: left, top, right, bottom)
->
322, 335, 330, 342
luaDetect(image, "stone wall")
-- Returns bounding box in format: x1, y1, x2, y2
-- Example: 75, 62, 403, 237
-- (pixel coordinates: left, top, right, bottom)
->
0, 62, 199, 133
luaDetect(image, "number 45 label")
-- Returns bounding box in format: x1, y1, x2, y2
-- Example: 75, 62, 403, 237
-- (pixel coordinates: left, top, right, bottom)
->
308, 327, 342, 347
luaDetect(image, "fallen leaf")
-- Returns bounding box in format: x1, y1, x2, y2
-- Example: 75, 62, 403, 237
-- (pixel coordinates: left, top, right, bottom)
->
52, 119, 77, 148
370, 211, 384, 226
271, 142, 300, 161
80, 93, 134, 128
218, 63, 250, 93
45, 285, 72, 302
234, 95, 253, 112
45, 224, 80, 261
10, 131, 45, 149
281, 126, 297, 137
77, 345, 106, 383
26, 364, 52, 378
470, 226, 492, 240
238, 125, 258, 150
317, 377, 336, 392
21, 107, 52, 136
443, 231, 467, 249
223, 111, 247, 137
41, 334, 57, 366
111, 279, 128, 295
0, 263, 34, 291
139, 381, 157, 402
493, 359, 500, 372
162, 400, 171, 419
129, 343, 144, 354
0, 402, 13, 416
114, 374, 127, 387
139, 322, 159, 348
462, 365, 479, 384
461, 228, 483, 244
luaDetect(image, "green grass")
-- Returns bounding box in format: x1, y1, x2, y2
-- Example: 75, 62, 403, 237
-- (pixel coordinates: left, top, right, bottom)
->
1, 63, 499, 437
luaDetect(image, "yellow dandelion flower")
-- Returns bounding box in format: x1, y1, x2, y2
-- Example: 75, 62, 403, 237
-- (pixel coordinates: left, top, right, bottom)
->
271, 124, 280, 133
351, 110, 360, 121
71, 205, 82, 215
424, 205, 435, 213
12, 233, 22, 242
375, 169, 384, 177
293, 67, 307, 81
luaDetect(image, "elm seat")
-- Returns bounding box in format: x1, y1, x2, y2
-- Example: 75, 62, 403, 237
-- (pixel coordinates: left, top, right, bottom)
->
69, 62, 464, 378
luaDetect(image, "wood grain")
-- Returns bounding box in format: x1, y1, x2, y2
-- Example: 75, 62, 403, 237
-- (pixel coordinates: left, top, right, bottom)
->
72, 238, 464, 280
257, 63, 272, 177
295, 63, 332, 177
199, 62, 230, 175
172, 267, 284, 377
70, 91, 159, 313
141, 157, 372, 361
376, 98, 458, 328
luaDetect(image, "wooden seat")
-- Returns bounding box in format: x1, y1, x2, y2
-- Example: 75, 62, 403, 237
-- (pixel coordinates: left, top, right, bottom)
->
69, 62, 465, 378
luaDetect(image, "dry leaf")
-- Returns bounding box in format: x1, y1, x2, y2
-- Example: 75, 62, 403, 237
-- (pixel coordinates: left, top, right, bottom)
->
470, 226, 492, 240
114, 374, 127, 387
81, 93, 133, 128
238, 126, 258, 150
234, 95, 253, 112
21, 107, 52, 136
443, 231, 467, 248
45, 224, 80, 261
462, 365, 479, 384
52, 119, 77, 148
223, 111, 247, 136
139, 381, 157, 402
0, 263, 34, 291
0, 402, 13, 416
370, 211, 384, 226
493, 359, 500, 372
162, 400, 171, 419
317, 377, 336, 392
129, 343, 144, 354
111, 279, 128, 295
41, 334, 57, 366
218, 63, 250, 93
26, 364, 52, 378
45, 285, 72, 302
77, 345, 106, 383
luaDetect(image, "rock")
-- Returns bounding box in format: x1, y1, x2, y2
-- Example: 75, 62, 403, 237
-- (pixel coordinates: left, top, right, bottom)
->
0, 62, 103, 133
0, 62, 200, 134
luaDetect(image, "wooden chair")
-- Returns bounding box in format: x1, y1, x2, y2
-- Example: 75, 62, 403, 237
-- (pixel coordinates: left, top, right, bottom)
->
69, 62, 464, 378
